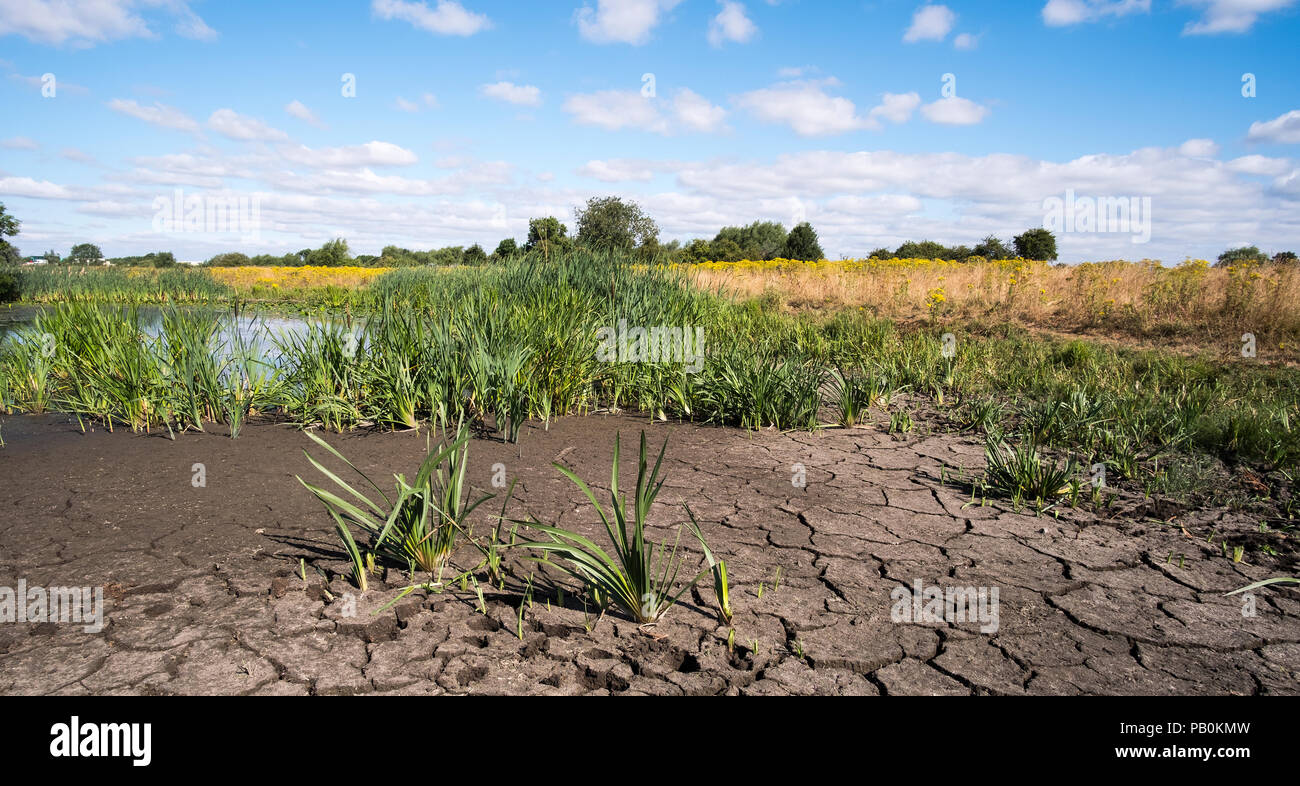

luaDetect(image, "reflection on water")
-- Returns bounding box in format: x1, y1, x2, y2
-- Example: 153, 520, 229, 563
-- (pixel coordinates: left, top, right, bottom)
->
0, 305, 343, 360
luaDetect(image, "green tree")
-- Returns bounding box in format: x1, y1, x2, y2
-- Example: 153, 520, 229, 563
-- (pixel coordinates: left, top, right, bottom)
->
783, 222, 824, 261
681, 238, 714, 264
206, 252, 251, 267
380, 245, 420, 267
895, 240, 949, 260
463, 244, 488, 265
574, 196, 658, 253
714, 221, 787, 260
972, 235, 1013, 260
867, 247, 894, 260
493, 238, 519, 259
42, 249, 61, 264
710, 238, 744, 262
68, 243, 104, 264
1273, 251, 1298, 265
1215, 246, 1269, 267
0, 203, 21, 266
0, 203, 18, 240
1013, 229, 1058, 261
525, 216, 571, 261
306, 238, 351, 267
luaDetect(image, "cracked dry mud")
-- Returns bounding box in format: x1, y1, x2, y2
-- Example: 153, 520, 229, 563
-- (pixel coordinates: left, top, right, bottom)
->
1, 413, 1297, 696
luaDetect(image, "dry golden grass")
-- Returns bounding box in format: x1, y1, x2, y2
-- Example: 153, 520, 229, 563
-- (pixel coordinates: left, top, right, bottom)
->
208, 266, 392, 292
688, 258, 1300, 353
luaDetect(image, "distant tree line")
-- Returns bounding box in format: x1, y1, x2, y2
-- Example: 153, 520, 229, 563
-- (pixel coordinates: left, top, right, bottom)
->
3, 200, 1296, 272
1214, 246, 1298, 267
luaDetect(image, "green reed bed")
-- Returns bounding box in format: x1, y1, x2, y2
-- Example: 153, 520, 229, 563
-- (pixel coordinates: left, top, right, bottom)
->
0, 302, 279, 436
12, 266, 233, 304
2, 254, 1297, 508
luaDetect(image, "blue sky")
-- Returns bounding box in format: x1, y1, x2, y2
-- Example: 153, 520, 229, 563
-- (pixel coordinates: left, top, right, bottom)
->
1, 0, 1298, 262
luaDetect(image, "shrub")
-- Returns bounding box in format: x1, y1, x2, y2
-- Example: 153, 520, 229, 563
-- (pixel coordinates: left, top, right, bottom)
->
0, 268, 17, 302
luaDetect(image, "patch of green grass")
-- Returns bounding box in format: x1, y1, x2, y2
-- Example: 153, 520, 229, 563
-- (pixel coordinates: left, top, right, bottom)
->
297, 421, 493, 585
981, 434, 1078, 508
517, 431, 712, 626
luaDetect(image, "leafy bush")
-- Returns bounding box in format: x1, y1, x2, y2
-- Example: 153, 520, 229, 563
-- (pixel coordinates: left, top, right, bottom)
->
0, 268, 17, 302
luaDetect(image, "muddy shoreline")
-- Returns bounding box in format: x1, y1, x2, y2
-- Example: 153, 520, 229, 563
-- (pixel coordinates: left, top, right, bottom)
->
1, 413, 1296, 695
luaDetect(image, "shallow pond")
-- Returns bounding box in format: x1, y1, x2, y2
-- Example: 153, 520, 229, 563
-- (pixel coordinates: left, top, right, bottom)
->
0, 304, 350, 358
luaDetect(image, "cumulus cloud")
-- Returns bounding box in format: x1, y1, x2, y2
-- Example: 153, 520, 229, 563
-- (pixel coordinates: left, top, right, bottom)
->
1181, 0, 1296, 34
578, 158, 665, 182
1248, 110, 1300, 144
481, 81, 542, 107
107, 99, 200, 133
0, 175, 77, 199
576, 0, 683, 45
736, 82, 918, 136
1, 136, 38, 150
285, 100, 326, 128
1178, 138, 1220, 157
920, 96, 990, 126
868, 92, 922, 125
7, 140, 1299, 262
672, 88, 728, 132
707, 1, 757, 47
279, 141, 419, 168
1041, 0, 1150, 26
0, 0, 216, 46
563, 88, 726, 134
207, 109, 289, 142
903, 4, 956, 42
371, 0, 491, 35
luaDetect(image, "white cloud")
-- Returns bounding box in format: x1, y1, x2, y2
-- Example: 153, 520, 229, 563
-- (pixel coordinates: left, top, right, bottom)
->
8, 139, 1299, 263
563, 88, 725, 134
1, 136, 38, 150
578, 159, 662, 182
285, 100, 326, 128
0, 0, 216, 46
920, 96, 990, 126
868, 92, 922, 125
776, 65, 816, 78
0, 175, 76, 199
737, 82, 917, 136
61, 147, 97, 164
953, 32, 978, 50
903, 4, 956, 42
481, 81, 542, 107
661, 144, 1300, 259
280, 141, 419, 168
1181, 0, 1296, 35
707, 1, 757, 47
172, 4, 217, 40
1227, 155, 1292, 176
736, 81, 870, 136
672, 88, 728, 133
1248, 109, 1300, 144
395, 93, 439, 112
107, 99, 200, 133
1178, 138, 1220, 157
207, 109, 289, 142
8, 72, 88, 94
1041, 0, 1150, 27
576, 0, 683, 45
371, 0, 491, 36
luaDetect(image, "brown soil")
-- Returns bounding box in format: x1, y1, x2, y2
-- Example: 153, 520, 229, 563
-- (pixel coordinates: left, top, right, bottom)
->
1, 413, 1297, 695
